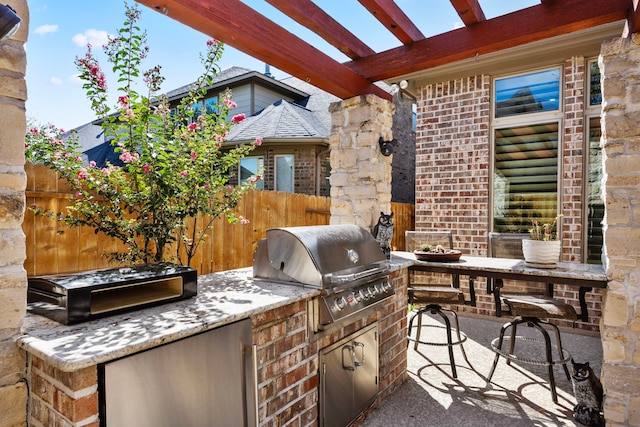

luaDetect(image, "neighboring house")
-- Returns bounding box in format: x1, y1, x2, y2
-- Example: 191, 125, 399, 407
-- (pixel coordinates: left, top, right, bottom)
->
73, 66, 416, 200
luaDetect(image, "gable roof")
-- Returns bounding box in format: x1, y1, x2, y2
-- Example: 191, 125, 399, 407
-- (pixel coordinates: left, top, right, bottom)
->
227, 99, 329, 142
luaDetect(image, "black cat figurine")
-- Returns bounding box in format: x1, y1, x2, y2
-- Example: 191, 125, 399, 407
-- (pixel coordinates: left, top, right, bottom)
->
570, 359, 604, 426
372, 211, 394, 260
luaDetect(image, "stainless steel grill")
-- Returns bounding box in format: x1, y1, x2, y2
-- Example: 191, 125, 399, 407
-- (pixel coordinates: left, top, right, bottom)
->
252, 224, 393, 330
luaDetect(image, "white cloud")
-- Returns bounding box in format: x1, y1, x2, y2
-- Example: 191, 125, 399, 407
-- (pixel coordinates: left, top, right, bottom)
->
72, 29, 110, 48
34, 24, 59, 35
49, 77, 62, 86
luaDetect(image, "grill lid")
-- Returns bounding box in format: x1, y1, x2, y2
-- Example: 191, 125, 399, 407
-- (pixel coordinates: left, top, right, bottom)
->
253, 224, 388, 288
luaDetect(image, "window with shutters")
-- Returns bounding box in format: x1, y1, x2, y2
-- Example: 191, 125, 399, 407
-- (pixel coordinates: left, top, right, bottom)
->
585, 59, 603, 264
492, 67, 562, 233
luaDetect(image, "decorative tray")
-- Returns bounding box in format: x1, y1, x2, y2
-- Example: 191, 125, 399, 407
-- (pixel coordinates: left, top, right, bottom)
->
413, 250, 462, 262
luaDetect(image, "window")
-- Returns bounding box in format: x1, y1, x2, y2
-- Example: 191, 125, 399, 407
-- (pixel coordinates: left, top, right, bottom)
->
239, 156, 264, 190
204, 97, 218, 114
275, 155, 294, 193
586, 117, 603, 264
494, 68, 560, 118
588, 60, 602, 107
493, 122, 559, 233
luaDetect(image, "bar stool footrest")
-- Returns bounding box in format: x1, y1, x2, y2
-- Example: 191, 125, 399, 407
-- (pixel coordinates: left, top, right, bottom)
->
490, 336, 571, 367
409, 324, 468, 347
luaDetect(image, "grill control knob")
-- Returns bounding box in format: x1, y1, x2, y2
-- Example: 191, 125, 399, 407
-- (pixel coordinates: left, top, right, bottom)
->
355, 290, 365, 302
334, 296, 348, 311
383, 281, 393, 292
369, 286, 378, 296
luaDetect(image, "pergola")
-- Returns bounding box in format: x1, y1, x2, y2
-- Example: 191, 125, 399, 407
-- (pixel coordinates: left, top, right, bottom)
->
135, 0, 635, 101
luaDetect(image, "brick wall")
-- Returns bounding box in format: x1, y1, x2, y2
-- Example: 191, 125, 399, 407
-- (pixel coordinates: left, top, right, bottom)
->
414, 69, 602, 331
25, 268, 408, 426
0, 1, 28, 425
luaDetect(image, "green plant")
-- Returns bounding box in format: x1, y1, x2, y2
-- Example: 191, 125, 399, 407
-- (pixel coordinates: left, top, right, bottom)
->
25, 3, 261, 267
528, 215, 563, 241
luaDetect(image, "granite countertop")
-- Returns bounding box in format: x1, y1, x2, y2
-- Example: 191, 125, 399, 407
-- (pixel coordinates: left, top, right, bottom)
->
18, 259, 411, 372
18, 268, 319, 372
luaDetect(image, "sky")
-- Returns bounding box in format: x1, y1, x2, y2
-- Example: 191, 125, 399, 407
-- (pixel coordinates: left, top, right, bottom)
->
25, 0, 538, 131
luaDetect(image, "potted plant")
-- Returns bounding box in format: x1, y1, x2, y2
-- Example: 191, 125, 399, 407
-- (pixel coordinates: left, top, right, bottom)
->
24, 4, 261, 268
522, 215, 562, 268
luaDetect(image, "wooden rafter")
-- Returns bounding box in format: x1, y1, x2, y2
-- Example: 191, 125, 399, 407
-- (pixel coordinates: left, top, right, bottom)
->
449, 0, 486, 26
265, 0, 375, 60
135, 0, 390, 101
624, 0, 640, 36
347, 0, 630, 81
357, 0, 424, 44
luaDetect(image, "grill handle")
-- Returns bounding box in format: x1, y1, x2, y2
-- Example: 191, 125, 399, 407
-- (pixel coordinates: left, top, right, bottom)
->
329, 264, 390, 285
354, 341, 365, 367
341, 345, 355, 371
27, 288, 65, 307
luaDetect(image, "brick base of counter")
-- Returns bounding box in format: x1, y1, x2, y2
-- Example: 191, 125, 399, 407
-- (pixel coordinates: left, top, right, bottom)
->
26, 267, 408, 426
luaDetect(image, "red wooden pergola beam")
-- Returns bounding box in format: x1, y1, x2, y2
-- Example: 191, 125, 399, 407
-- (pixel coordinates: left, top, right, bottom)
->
624, 0, 640, 36
265, 0, 375, 60
347, 0, 631, 81
357, 0, 424, 44
135, 0, 390, 101
449, 0, 486, 26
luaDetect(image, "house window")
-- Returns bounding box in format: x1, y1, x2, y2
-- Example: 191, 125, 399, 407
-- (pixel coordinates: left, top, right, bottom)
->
588, 60, 602, 106
586, 118, 604, 264
494, 68, 560, 118
493, 122, 559, 233
204, 97, 218, 114
239, 156, 264, 190
275, 155, 294, 193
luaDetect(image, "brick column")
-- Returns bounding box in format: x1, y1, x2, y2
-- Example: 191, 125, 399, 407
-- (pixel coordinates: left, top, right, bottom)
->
0, 0, 28, 425
599, 35, 640, 426
328, 95, 394, 228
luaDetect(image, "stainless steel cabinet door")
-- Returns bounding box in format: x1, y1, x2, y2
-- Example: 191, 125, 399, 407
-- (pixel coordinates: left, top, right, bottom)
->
102, 318, 256, 427
320, 323, 378, 427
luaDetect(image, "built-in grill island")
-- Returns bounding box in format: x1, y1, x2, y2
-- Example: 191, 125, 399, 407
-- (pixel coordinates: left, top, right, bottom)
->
252, 224, 394, 427
27, 263, 197, 324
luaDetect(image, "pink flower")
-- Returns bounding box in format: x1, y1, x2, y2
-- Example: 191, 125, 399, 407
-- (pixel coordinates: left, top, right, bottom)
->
180, 170, 189, 177
142, 164, 151, 174
232, 113, 246, 124
254, 136, 262, 146
224, 97, 237, 109
89, 160, 97, 167
118, 96, 129, 106
29, 127, 39, 134
190, 151, 197, 162
77, 168, 88, 179
188, 122, 197, 131
239, 216, 250, 225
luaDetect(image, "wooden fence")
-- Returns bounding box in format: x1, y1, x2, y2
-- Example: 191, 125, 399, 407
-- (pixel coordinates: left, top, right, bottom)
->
24, 163, 414, 276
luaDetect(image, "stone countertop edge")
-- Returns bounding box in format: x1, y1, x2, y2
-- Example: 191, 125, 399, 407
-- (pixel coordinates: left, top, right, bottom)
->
18, 260, 410, 372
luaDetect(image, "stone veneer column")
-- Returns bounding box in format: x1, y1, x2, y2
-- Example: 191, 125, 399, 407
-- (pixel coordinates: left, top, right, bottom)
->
0, 0, 28, 425
328, 94, 394, 228
599, 35, 640, 426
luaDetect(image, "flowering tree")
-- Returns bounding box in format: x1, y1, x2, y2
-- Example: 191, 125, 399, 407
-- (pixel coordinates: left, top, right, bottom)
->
25, 4, 261, 267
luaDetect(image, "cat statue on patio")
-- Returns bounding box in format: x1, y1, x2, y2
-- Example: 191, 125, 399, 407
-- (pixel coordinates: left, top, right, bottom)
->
570, 359, 604, 426
372, 211, 394, 260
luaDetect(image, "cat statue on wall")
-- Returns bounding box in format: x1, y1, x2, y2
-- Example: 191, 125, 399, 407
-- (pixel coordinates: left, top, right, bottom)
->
372, 212, 394, 260
570, 359, 604, 426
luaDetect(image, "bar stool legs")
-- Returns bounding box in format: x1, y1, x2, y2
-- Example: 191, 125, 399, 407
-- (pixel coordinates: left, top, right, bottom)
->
487, 316, 571, 403
407, 304, 469, 378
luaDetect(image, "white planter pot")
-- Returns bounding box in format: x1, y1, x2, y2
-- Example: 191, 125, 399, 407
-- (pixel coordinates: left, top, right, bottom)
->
521, 239, 561, 268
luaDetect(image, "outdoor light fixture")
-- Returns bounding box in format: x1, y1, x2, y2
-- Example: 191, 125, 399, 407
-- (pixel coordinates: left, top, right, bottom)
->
0, 4, 20, 42
379, 137, 397, 156
390, 80, 410, 95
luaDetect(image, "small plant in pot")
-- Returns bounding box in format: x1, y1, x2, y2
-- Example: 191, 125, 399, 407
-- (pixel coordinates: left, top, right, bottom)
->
522, 215, 563, 268
414, 244, 462, 262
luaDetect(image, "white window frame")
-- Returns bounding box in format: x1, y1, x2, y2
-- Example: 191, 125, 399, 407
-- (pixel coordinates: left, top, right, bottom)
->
490, 66, 564, 233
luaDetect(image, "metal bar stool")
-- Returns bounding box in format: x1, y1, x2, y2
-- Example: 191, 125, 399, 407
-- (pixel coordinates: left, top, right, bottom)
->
406, 231, 474, 378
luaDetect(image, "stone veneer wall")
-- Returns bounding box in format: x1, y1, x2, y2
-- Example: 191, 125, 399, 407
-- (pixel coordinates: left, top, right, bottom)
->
414, 65, 603, 331
0, 0, 28, 425
599, 35, 640, 426
25, 269, 408, 426
329, 95, 394, 228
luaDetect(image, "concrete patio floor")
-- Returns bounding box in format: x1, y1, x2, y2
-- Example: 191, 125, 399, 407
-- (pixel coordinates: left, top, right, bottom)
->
361, 313, 603, 427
